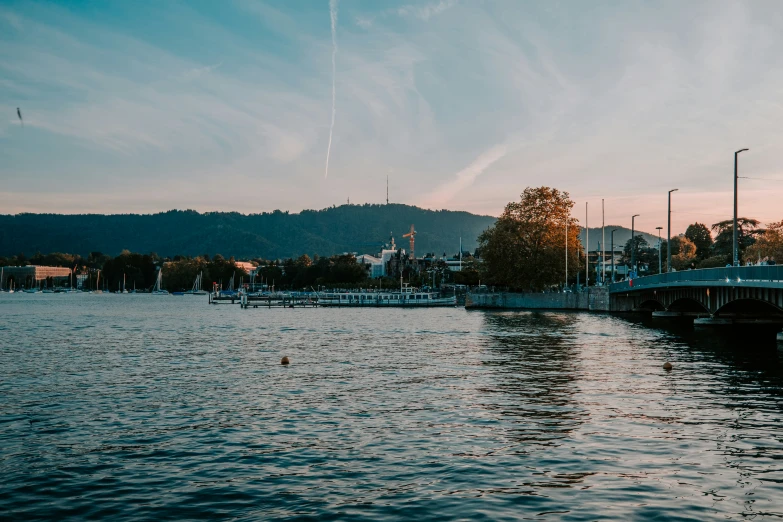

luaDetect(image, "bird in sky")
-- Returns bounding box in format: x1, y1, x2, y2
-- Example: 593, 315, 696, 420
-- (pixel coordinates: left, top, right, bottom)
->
17, 107, 23, 127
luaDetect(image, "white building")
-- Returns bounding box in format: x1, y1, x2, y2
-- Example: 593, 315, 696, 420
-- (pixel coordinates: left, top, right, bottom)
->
357, 254, 385, 278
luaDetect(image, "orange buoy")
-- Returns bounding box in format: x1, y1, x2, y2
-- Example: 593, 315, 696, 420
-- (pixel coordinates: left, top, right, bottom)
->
663, 362, 673, 370
281, 356, 290, 365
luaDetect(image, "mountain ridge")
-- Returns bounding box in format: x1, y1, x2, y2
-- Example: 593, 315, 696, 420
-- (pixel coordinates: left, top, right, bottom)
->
0, 204, 495, 260
0, 205, 663, 260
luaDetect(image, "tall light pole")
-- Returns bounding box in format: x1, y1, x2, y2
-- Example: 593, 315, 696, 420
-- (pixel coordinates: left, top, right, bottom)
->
565, 214, 568, 289
631, 214, 640, 276
667, 189, 678, 272
601, 199, 605, 285
734, 148, 749, 266
656, 226, 663, 274
611, 229, 618, 283
585, 202, 589, 288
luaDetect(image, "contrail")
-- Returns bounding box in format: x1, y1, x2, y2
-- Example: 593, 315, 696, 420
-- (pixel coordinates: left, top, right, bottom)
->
324, 0, 338, 178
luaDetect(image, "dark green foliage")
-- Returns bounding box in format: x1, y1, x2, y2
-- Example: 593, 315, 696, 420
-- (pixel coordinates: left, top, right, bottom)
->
696, 255, 728, 269
102, 252, 157, 291
710, 218, 763, 263
684, 223, 713, 260
621, 236, 658, 270
0, 205, 495, 260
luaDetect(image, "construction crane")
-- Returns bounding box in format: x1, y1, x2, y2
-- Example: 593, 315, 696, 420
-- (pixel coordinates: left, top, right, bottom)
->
402, 224, 416, 260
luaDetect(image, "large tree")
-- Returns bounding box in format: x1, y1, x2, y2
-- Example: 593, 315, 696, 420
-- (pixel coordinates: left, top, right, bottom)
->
670, 236, 697, 270
478, 187, 582, 290
711, 218, 763, 263
684, 223, 712, 260
745, 220, 783, 263
621, 235, 658, 272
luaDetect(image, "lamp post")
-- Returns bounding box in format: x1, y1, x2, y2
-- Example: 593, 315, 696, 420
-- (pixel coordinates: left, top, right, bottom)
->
667, 189, 678, 272
631, 214, 640, 276
734, 148, 749, 266
610, 229, 618, 283
601, 199, 605, 285
565, 215, 568, 290
585, 202, 589, 288
656, 226, 663, 274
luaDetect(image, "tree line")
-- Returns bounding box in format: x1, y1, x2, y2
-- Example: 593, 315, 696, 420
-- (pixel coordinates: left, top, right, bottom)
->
477, 186, 783, 291
1, 248, 481, 291
621, 217, 782, 273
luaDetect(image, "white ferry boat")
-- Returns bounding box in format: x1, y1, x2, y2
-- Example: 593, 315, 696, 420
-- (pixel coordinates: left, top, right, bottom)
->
317, 283, 456, 307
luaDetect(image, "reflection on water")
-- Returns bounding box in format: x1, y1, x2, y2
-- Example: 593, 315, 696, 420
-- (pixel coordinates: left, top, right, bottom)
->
1, 295, 783, 520
480, 312, 584, 448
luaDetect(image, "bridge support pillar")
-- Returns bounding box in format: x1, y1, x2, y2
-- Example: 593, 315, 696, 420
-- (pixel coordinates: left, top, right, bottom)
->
694, 316, 733, 326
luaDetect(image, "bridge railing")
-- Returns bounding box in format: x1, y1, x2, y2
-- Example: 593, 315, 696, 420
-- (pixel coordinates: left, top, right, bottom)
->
608, 266, 783, 292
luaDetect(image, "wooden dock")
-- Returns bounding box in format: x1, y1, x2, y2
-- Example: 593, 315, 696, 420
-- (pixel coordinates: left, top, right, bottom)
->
209, 293, 241, 305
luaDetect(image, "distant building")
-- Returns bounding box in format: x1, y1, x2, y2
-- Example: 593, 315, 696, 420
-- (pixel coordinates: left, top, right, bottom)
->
235, 261, 256, 274
1, 265, 72, 289
445, 259, 463, 272
357, 254, 384, 278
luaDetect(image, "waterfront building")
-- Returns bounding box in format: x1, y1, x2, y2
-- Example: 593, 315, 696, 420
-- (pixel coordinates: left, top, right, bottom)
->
1, 265, 72, 289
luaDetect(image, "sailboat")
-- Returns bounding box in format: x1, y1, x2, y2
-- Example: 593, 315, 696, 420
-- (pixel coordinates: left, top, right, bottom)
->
186, 271, 208, 295
122, 273, 128, 293
151, 268, 169, 295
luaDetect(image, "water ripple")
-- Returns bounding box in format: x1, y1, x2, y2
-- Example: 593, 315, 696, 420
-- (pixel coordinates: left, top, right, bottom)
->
1, 294, 783, 520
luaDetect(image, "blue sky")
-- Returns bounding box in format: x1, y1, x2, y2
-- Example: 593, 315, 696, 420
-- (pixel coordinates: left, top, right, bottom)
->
2, 0, 783, 234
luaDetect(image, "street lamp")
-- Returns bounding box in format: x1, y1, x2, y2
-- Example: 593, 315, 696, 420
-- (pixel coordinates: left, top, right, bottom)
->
656, 226, 663, 274
631, 214, 640, 276
610, 229, 618, 283
734, 148, 749, 266
667, 189, 678, 272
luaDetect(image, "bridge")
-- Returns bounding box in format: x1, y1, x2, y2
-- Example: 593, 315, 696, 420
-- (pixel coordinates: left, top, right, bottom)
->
607, 266, 783, 330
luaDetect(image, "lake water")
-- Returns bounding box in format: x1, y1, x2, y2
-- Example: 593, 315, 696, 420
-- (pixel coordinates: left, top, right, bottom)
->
2, 293, 783, 520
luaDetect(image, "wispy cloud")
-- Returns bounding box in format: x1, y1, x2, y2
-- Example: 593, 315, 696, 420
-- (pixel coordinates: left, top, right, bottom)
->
325, 0, 338, 179
396, 0, 457, 21
353, 0, 456, 28
0, 10, 22, 31
182, 62, 222, 81
422, 143, 509, 208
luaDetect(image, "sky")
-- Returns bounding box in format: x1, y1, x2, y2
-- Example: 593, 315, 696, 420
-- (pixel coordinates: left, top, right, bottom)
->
2, 0, 783, 235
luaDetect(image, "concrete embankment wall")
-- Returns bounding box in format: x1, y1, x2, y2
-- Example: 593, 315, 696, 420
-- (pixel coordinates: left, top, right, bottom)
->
466, 287, 610, 312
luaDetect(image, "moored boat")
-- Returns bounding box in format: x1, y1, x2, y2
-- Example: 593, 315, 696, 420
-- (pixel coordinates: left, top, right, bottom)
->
151, 268, 169, 295
317, 283, 455, 307
185, 272, 208, 295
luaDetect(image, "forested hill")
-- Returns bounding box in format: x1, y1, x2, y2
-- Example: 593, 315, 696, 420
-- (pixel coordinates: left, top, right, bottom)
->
0, 205, 497, 260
